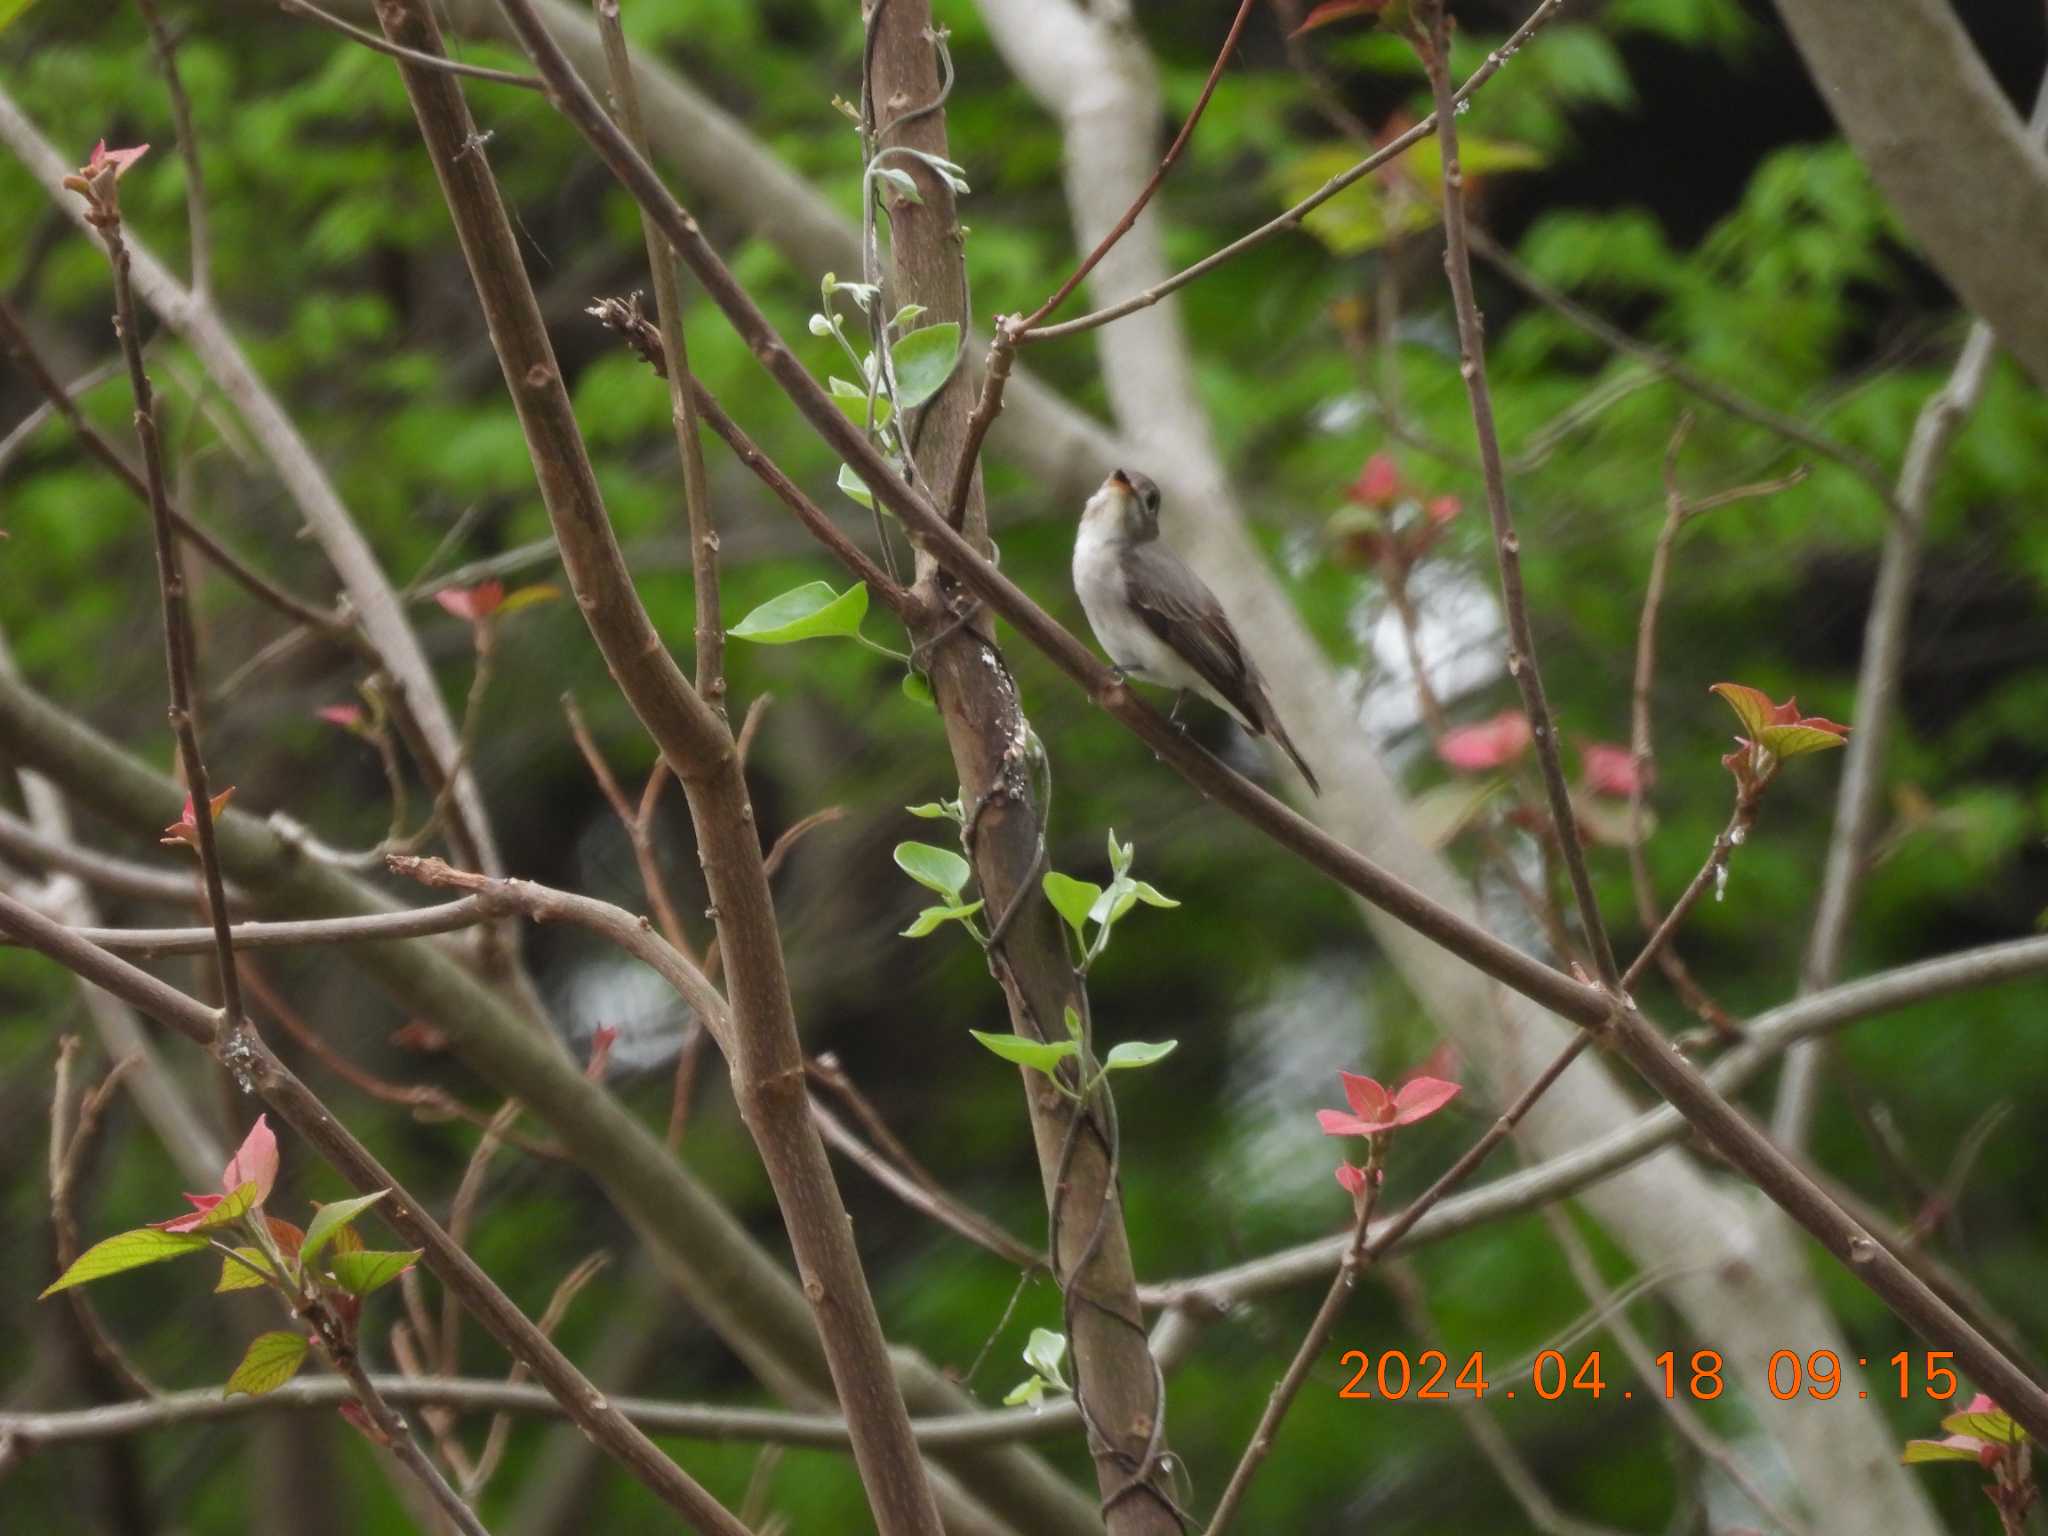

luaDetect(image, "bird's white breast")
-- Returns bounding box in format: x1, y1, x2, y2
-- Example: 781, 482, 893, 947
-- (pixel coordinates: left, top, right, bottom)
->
1072, 508, 1203, 692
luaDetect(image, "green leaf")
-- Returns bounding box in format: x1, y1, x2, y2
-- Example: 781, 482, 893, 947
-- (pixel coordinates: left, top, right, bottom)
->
187, 1181, 262, 1232
836, 462, 874, 509
1002, 1374, 1047, 1408
901, 900, 983, 938
40, 1227, 208, 1297
1902, 1438, 1988, 1465
902, 671, 934, 708
827, 376, 892, 429
215, 1247, 277, 1293
1941, 1408, 2024, 1445
729, 581, 870, 645
225, 1330, 309, 1397
1756, 722, 1850, 759
1709, 682, 1776, 739
874, 166, 923, 204
1063, 1006, 1084, 1042
301, 1191, 389, 1270
1127, 880, 1179, 909
1106, 829, 1132, 876
330, 1248, 422, 1297
1041, 872, 1102, 937
1102, 1039, 1178, 1072
894, 841, 970, 899
905, 799, 961, 821
0, 0, 40, 33
1022, 1327, 1069, 1389
889, 323, 961, 409
969, 1030, 1077, 1075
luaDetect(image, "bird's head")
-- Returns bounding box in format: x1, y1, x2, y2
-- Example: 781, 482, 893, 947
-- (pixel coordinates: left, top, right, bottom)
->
1084, 467, 1163, 542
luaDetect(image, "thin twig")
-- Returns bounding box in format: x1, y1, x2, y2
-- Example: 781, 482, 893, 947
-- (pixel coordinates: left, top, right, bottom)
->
329, 1349, 495, 1536
1416, 2, 1618, 990
135, 0, 211, 301
1627, 421, 1807, 1029
1541, 1205, 1817, 1536
1383, 1263, 1633, 1536
1466, 225, 1897, 509
49, 1040, 159, 1399
8, 898, 492, 956
240, 960, 562, 1154
463, 1250, 612, 1497
0, 297, 345, 635
590, 0, 723, 707
1622, 802, 1752, 995
278, 0, 545, 88
562, 693, 693, 957
387, 856, 732, 1059
81, 157, 244, 1033
0, 1372, 1083, 1451
1015, 0, 1258, 333
1023, 0, 1570, 345
1205, 1139, 1384, 1534
1775, 316, 2006, 1146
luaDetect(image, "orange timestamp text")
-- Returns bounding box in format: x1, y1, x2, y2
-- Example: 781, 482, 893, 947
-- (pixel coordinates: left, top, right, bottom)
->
1336, 1348, 1973, 1403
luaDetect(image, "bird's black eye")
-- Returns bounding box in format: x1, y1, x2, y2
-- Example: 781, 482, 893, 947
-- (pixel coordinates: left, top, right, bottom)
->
1144, 489, 1160, 514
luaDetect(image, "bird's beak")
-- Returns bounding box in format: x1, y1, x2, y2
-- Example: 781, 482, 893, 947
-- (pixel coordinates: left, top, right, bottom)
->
1105, 468, 1132, 493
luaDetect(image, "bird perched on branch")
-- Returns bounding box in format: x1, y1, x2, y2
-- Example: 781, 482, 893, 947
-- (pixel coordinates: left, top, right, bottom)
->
1072, 468, 1321, 795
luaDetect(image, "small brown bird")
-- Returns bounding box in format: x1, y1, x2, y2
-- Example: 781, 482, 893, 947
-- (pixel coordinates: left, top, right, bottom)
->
1072, 468, 1320, 795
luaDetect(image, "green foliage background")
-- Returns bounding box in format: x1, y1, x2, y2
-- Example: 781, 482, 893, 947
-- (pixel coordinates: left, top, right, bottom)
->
2, 0, 2045, 1530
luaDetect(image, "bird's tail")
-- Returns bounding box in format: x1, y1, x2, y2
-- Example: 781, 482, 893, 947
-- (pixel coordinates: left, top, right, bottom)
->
1263, 712, 1321, 796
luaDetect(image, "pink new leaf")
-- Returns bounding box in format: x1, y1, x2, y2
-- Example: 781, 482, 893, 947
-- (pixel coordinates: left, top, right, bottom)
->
1437, 710, 1531, 772
1580, 742, 1642, 799
435, 580, 505, 622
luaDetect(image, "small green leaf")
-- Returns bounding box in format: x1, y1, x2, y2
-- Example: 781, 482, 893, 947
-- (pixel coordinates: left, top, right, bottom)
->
1103, 1039, 1178, 1072
889, 304, 927, 331
729, 581, 870, 645
225, 1331, 309, 1397
188, 1181, 262, 1232
836, 462, 874, 509
890, 322, 961, 409
1902, 1438, 1987, 1465
969, 1030, 1077, 1075
1756, 722, 1850, 759
301, 1191, 389, 1270
827, 376, 892, 428
1022, 1327, 1069, 1388
874, 166, 923, 204
905, 799, 960, 821
1941, 1408, 2023, 1445
215, 1247, 277, 1293
901, 900, 983, 938
1002, 1374, 1046, 1408
330, 1248, 422, 1297
1107, 829, 1132, 876
495, 583, 561, 617
894, 841, 970, 899
1090, 881, 1136, 930
1041, 872, 1102, 937
0, 0, 40, 33
40, 1228, 208, 1297
1127, 880, 1179, 909
1709, 682, 1776, 739
902, 671, 934, 708
1063, 1006, 1083, 1042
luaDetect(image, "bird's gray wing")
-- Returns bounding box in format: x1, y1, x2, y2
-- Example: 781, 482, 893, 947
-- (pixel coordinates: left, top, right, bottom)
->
1121, 543, 1261, 720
